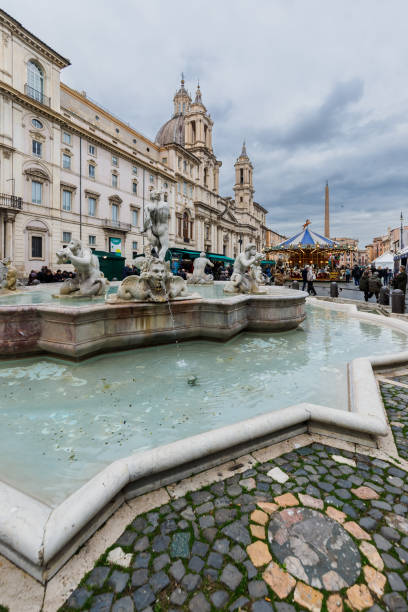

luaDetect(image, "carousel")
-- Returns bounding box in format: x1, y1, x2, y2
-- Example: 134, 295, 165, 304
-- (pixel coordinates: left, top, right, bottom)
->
266, 221, 356, 281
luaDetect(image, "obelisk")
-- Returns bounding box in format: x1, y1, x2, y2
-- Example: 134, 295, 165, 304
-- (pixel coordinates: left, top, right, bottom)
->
324, 181, 330, 238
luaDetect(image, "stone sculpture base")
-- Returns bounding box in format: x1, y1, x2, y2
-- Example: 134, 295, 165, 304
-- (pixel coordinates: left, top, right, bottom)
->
0, 287, 307, 358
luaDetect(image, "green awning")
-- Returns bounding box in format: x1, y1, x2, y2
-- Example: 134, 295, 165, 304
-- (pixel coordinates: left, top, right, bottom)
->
169, 248, 201, 259
169, 248, 234, 263
207, 254, 234, 263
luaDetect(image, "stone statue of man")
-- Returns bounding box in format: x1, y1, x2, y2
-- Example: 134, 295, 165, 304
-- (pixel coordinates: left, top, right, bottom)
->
143, 189, 169, 261
189, 252, 214, 284
56, 239, 107, 297
224, 243, 265, 294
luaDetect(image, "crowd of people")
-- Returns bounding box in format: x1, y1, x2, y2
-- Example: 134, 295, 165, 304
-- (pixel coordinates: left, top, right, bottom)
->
27, 266, 76, 285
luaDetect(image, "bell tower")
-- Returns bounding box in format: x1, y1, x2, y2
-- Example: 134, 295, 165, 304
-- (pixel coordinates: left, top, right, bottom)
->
233, 141, 254, 211
184, 82, 213, 151
173, 74, 191, 116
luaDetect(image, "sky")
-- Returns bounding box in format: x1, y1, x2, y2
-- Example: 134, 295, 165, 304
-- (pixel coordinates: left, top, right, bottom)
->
5, 0, 408, 246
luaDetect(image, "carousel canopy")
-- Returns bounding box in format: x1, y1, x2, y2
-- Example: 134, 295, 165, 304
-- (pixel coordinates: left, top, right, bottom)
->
278, 226, 336, 248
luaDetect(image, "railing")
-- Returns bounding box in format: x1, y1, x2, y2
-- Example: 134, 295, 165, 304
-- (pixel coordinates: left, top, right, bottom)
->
24, 84, 50, 107
101, 219, 131, 231
0, 194, 23, 210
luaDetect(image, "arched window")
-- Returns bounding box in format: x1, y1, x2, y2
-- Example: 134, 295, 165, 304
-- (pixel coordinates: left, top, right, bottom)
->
27, 61, 44, 102
183, 211, 189, 242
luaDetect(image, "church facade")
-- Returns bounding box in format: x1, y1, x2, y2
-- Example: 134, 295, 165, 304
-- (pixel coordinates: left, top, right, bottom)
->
0, 9, 269, 273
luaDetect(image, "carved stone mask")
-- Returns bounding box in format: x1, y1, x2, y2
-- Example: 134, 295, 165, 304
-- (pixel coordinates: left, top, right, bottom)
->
149, 262, 166, 290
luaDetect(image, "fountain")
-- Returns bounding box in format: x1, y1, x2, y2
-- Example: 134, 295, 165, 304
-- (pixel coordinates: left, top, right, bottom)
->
7, 184, 403, 584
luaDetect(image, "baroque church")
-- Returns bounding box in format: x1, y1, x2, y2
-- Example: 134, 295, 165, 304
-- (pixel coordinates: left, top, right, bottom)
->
0, 8, 270, 273
155, 77, 269, 259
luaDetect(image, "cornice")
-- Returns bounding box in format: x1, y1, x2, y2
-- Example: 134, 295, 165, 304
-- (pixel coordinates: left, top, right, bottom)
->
0, 10, 70, 68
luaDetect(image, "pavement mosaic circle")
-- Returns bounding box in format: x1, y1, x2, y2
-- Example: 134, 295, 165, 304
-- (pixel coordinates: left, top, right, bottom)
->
267, 507, 361, 590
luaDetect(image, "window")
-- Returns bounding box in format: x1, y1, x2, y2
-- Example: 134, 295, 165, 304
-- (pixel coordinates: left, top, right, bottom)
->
189, 185, 193, 197
115, 128, 119, 134
89, 235, 96, 246
177, 157, 181, 170
132, 165, 138, 175
112, 155, 118, 166
162, 157, 167, 165
32, 118, 43, 129
183, 212, 189, 241
133, 138, 137, 144
132, 181, 137, 194
31, 235, 42, 258
27, 60, 44, 102
32, 140, 42, 157
88, 197, 96, 216
32, 180, 42, 204
62, 231, 71, 243
111, 203, 118, 222
62, 153, 71, 169
132, 241, 138, 250
62, 189, 72, 211
183, 182, 187, 195
149, 174, 154, 183
163, 182, 168, 189
183, 160, 187, 172
240, 169, 244, 185
132, 209, 138, 226
112, 173, 118, 188
89, 144, 96, 156
89, 163, 95, 178
63, 132, 71, 145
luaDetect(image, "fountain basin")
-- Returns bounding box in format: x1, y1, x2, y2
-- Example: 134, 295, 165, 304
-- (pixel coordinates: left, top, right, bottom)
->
0, 285, 307, 358
2, 298, 408, 583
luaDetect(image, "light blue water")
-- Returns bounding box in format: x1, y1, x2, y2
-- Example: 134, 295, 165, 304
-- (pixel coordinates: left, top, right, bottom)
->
0, 306, 405, 505
0, 283, 228, 306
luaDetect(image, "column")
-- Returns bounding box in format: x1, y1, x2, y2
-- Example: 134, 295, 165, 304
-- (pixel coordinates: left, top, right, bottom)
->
5, 217, 14, 259
0, 215, 4, 258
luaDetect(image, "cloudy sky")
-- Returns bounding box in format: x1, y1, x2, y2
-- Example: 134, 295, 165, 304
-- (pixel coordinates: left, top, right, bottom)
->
6, 0, 408, 246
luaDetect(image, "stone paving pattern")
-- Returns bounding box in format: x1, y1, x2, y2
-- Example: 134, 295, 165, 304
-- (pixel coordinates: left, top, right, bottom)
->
59, 443, 408, 612
381, 382, 408, 460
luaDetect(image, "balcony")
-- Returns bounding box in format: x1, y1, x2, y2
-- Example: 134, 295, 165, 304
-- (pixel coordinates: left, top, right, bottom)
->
0, 194, 23, 210
101, 219, 131, 232
24, 84, 50, 107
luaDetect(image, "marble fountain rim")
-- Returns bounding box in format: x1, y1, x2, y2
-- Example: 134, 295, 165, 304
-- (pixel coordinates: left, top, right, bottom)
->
0, 299, 407, 582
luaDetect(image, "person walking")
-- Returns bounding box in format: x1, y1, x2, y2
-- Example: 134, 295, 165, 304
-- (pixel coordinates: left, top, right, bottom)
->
345, 267, 351, 284
359, 269, 372, 302
368, 271, 382, 302
301, 266, 308, 291
307, 265, 317, 295
393, 265, 407, 294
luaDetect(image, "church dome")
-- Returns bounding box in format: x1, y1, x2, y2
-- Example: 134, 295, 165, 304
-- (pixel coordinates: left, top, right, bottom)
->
155, 114, 185, 146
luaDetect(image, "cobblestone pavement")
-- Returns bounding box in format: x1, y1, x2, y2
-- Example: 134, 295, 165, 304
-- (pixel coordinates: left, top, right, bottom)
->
381, 382, 408, 460
59, 443, 408, 612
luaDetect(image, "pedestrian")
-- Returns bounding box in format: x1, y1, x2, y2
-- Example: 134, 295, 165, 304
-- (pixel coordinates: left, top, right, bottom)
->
301, 266, 308, 291
359, 269, 372, 302
393, 265, 407, 294
345, 267, 351, 284
307, 266, 317, 296
368, 271, 382, 302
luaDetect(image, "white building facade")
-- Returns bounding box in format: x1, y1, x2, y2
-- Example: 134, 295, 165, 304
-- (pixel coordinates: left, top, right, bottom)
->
0, 10, 269, 274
